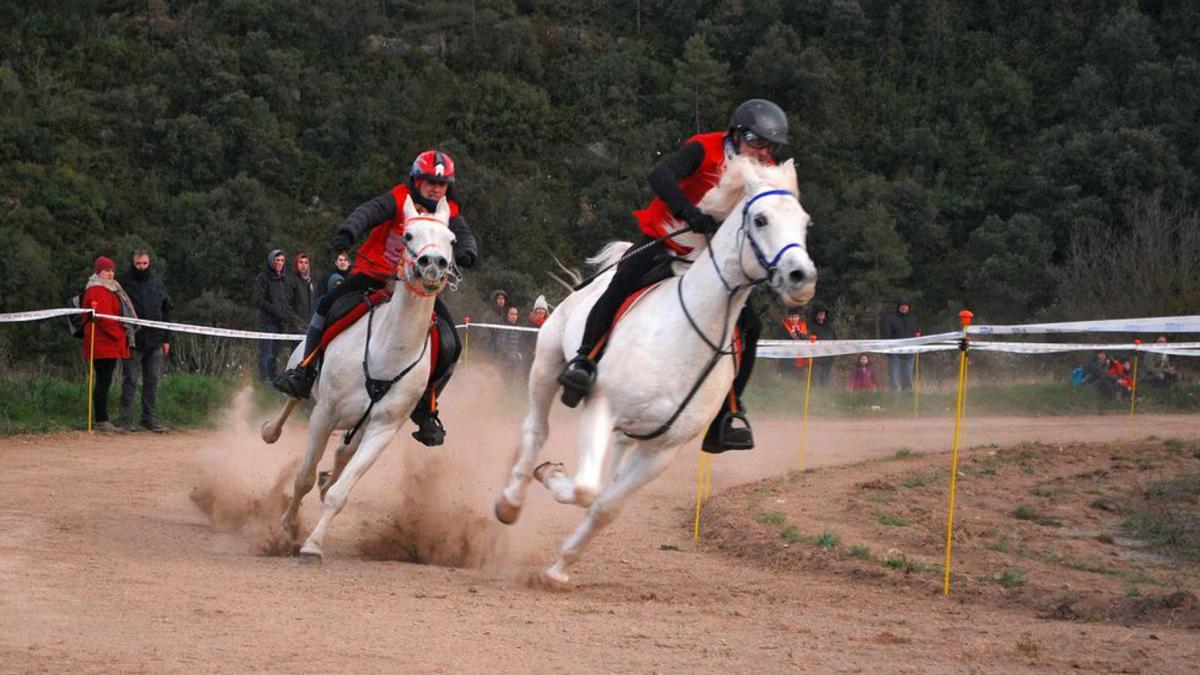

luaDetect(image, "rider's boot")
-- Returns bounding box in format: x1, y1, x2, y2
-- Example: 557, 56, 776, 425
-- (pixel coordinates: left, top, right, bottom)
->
273, 324, 325, 399
410, 391, 447, 446
701, 396, 755, 454
557, 354, 597, 408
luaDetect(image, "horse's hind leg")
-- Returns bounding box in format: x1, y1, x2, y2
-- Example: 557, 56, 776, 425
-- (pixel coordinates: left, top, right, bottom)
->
543, 443, 677, 586
299, 424, 393, 562
280, 404, 336, 542
496, 351, 561, 524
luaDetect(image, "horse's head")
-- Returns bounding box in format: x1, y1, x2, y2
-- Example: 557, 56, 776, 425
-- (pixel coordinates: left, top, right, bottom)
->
702, 156, 817, 307
399, 195, 457, 294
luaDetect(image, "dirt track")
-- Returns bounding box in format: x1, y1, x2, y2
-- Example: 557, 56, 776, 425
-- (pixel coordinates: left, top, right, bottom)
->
2, 377, 1199, 672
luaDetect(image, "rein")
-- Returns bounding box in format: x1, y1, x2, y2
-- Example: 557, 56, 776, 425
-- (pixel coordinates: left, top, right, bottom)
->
625, 188, 802, 442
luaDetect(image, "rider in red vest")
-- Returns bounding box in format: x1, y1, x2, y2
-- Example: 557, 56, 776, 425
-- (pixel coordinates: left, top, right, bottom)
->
557, 99, 790, 453
274, 150, 478, 446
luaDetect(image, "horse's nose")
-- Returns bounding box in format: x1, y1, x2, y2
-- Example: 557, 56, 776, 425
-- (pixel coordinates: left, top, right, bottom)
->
787, 268, 809, 286
418, 253, 449, 277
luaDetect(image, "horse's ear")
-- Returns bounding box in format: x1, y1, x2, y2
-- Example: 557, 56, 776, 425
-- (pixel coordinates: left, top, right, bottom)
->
402, 194, 420, 221
435, 197, 451, 221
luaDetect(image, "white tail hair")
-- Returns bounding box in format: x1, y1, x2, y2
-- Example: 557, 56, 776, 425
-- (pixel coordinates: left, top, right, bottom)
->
586, 241, 634, 269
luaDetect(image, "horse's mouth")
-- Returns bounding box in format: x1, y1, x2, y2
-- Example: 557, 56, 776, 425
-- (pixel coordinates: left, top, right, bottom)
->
780, 279, 817, 307
421, 276, 447, 292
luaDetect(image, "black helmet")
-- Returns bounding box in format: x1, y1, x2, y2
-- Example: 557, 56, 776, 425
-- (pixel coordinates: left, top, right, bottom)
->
728, 99, 789, 146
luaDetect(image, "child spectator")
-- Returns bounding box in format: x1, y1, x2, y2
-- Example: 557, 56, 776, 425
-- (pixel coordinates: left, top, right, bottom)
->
849, 353, 883, 391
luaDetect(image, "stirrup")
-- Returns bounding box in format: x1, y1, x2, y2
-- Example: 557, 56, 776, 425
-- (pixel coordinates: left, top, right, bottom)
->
411, 410, 446, 447
273, 367, 316, 399
701, 410, 755, 454
557, 357, 596, 408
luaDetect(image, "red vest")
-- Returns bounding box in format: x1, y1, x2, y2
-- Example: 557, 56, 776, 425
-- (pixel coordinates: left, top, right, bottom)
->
351, 183, 461, 280
633, 131, 728, 255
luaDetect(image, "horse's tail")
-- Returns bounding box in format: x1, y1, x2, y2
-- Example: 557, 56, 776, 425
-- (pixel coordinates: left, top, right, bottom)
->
586, 241, 634, 270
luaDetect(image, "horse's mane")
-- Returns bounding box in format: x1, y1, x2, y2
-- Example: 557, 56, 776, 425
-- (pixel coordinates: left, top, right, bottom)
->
697, 156, 800, 221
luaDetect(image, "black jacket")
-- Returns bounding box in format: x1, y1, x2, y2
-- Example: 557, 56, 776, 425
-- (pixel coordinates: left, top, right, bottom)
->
881, 307, 919, 340
252, 250, 292, 327
116, 267, 172, 350
336, 180, 479, 267
287, 272, 316, 327
808, 303, 837, 341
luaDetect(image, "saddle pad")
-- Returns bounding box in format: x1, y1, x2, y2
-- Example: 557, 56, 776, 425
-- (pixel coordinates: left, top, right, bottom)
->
318, 289, 392, 352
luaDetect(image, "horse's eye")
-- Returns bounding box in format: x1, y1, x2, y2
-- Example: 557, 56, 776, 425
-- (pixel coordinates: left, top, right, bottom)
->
404, 232, 413, 241
754, 214, 768, 228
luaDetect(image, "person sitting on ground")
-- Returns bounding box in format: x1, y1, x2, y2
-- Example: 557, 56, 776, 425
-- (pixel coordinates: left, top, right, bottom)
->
849, 353, 883, 391
273, 149, 478, 446
557, 98, 790, 453
1144, 336, 1181, 385
81, 256, 137, 432
1082, 350, 1123, 401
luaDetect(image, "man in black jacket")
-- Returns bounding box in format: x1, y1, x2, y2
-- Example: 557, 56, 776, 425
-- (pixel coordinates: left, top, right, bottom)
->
807, 302, 837, 387
287, 251, 316, 329
880, 298, 919, 391
252, 249, 291, 382
117, 250, 172, 432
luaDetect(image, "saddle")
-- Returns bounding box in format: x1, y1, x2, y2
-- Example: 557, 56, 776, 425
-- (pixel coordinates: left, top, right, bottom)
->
317, 290, 454, 386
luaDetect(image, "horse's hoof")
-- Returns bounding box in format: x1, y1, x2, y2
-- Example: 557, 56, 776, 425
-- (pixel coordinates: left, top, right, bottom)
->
298, 548, 323, 565
532, 461, 565, 485
538, 567, 570, 591
260, 421, 281, 444
494, 495, 521, 525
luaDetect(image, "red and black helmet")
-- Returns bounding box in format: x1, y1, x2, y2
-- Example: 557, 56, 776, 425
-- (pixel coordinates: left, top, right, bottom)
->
410, 150, 456, 183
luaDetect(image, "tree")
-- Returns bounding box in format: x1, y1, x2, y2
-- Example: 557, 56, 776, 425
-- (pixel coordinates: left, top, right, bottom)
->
668, 34, 730, 135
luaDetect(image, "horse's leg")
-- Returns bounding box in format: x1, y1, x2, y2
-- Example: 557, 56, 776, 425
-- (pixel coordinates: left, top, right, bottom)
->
299, 424, 394, 562
261, 396, 300, 444
542, 395, 613, 508
543, 443, 677, 586
604, 432, 635, 484
319, 430, 365, 501
496, 349, 561, 524
280, 403, 335, 542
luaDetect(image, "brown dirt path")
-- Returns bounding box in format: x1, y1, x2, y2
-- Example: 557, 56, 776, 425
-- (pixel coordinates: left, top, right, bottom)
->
2, 378, 1198, 672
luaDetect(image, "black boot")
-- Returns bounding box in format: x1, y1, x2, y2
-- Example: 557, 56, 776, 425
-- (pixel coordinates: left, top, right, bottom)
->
557, 355, 597, 408
701, 402, 755, 454
411, 408, 446, 446
272, 324, 325, 399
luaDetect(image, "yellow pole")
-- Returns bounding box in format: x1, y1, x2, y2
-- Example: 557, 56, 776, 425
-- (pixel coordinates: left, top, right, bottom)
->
913, 332, 921, 418
1128, 339, 1141, 432
703, 452, 713, 500
463, 318, 471, 364
87, 304, 96, 433
798, 335, 817, 471
693, 451, 708, 540
943, 309, 973, 596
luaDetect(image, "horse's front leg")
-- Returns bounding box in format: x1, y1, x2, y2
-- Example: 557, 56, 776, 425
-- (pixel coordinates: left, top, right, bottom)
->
280, 404, 335, 542
541, 395, 613, 508
299, 422, 395, 562
497, 354, 559, 524
319, 429, 365, 502
543, 443, 677, 587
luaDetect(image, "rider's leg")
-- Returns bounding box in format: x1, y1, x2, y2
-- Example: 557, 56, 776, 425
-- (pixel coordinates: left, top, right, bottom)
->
558, 237, 666, 407
274, 273, 383, 398
410, 298, 458, 446
702, 304, 761, 453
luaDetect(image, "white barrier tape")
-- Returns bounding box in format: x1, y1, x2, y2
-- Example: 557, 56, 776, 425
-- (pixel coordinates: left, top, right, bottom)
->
93, 313, 305, 342
968, 315, 1200, 335
458, 322, 540, 333
0, 308, 89, 323
759, 332, 961, 359
760, 339, 1200, 359
969, 340, 1200, 355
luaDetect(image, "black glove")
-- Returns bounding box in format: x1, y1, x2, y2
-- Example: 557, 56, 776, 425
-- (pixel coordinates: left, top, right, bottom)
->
329, 230, 355, 252
682, 206, 718, 234
455, 250, 477, 268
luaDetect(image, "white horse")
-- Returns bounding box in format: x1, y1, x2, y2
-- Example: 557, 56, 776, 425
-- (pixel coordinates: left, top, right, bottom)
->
261, 196, 457, 562
494, 156, 817, 586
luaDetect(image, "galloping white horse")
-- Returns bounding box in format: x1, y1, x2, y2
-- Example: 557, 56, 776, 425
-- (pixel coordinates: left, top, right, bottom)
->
261, 196, 457, 562
495, 157, 817, 586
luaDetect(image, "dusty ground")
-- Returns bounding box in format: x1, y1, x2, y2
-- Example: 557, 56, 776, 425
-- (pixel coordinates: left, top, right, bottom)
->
2, 371, 1199, 673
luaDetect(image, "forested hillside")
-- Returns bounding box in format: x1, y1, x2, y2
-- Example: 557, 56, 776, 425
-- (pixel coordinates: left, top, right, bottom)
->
2, 0, 1199, 364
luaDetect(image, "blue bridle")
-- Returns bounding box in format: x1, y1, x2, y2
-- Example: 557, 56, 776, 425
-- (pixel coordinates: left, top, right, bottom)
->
740, 188, 806, 279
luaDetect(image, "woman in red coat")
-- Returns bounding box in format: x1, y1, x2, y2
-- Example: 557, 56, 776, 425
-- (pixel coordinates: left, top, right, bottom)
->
81, 256, 136, 431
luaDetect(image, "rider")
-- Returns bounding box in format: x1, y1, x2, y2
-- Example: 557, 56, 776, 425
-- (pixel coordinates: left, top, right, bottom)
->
273, 150, 478, 446
557, 99, 789, 453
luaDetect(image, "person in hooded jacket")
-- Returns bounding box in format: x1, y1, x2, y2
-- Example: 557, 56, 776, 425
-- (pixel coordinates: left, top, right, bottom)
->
807, 302, 837, 387
286, 251, 316, 329
116, 250, 172, 432
486, 289, 509, 324
82, 256, 137, 432
880, 298, 919, 391
273, 150, 478, 447
252, 249, 291, 382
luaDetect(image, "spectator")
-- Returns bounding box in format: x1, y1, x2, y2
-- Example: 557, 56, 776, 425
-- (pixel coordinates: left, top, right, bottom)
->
1110, 357, 1133, 394
116, 250, 171, 433
486, 289, 509, 324
317, 250, 352, 309
776, 307, 809, 378
808, 302, 837, 387
1144, 336, 1180, 385
251, 249, 291, 383
849, 353, 883, 391
491, 305, 527, 370
1082, 350, 1123, 402
287, 251, 316, 329
881, 298, 919, 391
81, 256, 135, 432
526, 295, 550, 328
